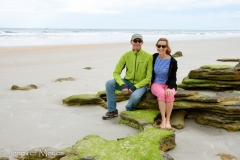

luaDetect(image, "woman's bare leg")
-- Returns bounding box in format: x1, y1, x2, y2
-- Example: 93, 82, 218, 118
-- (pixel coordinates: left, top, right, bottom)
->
165, 102, 173, 128
158, 101, 166, 128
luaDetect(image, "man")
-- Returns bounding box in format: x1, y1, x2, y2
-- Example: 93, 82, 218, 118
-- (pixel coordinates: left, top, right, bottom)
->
102, 33, 153, 120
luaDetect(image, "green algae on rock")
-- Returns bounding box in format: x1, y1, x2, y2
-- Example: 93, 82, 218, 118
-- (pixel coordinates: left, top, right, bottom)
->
119, 110, 160, 130
97, 90, 130, 102
200, 64, 234, 70
180, 76, 240, 91
120, 109, 187, 130
180, 64, 240, 90
61, 126, 175, 160
217, 58, 240, 62
62, 94, 107, 109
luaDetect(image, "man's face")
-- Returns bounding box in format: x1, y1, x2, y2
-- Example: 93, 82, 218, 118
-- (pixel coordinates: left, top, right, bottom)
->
131, 38, 143, 52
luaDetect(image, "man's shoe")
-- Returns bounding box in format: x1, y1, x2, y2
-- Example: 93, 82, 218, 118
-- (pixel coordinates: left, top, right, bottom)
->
102, 109, 118, 120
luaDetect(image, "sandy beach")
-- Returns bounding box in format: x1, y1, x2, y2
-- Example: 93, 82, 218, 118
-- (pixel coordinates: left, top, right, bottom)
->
0, 38, 240, 159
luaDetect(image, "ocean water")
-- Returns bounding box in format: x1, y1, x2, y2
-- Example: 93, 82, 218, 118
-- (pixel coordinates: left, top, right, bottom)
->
0, 28, 240, 46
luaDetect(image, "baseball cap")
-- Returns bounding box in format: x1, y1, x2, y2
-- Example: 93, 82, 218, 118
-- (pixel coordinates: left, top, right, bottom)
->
131, 33, 143, 41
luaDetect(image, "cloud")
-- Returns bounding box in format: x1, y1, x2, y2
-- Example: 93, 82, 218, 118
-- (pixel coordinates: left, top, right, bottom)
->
1, 0, 240, 14
0, 0, 239, 29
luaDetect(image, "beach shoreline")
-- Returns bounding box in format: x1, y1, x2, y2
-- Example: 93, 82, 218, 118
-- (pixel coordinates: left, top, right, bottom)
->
0, 37, 240, 159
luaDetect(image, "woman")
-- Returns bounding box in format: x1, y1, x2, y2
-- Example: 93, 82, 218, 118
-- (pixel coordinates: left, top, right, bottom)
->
151, 38, 178, 129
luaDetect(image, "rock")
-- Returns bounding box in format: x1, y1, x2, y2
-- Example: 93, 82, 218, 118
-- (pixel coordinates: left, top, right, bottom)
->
217, 153, 239, 160
120, 109, 186, 130
83, 67, 92, 70
62, 126, 175, 160
235, 62, 240, 71
11, 84, 37, 91
135, 89, 203, 110
217, 58, 240, 62
135, 89, 240, 131
119, 110, 160, 130
63, 87, 240, 131
172, 51, 183, 58
154, 110, 187, 129
200, 64, 235, 70
97, 90, 130, 102
178, 64, 240, 91
161, 152, 174, 160
175, 87, 199, 97
15, 147, 66, 160
175, 88, 240, 103
62, 90, 132, 109
0, 157, 9, 160
55, 77, 74, 82
186, 110, 240, 132
62, 94, 107, 109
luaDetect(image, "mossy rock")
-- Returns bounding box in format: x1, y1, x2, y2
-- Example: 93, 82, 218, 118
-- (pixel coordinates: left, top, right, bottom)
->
62, 94, 107, 109
200, 64, 234, 70
172, 51, 183, 58
154, 110, 187, 129
195, 115, 240, 132
178, 83, 236, 91
186, 109, 240, 132
120, 109, 187, 130
11, 84, 37, 91
182, 76, 240, 85
61, 126, 175, 160
97, 90, 130, 102
217, 58, 240, 62
55, 77, 75, 82
188, 67, 240, 81
175, 91, 240, 103
180, 76, 240, 91
119, 110, 160, 130
235, 62, 240, 71
83, 67, 92, 70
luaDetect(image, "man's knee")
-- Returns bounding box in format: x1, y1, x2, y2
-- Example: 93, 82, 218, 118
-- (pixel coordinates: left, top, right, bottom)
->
130, 92, 143, 102
106, 79, 116, 88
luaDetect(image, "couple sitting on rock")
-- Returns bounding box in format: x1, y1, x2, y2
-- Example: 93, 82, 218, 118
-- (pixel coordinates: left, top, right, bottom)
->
102, 33, 178, 129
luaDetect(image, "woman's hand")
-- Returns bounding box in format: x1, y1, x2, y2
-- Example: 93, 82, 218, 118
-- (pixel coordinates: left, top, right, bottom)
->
165, 88, 173, 97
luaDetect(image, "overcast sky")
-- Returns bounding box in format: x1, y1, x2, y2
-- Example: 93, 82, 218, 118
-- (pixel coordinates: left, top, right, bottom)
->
0, 0, 240, 30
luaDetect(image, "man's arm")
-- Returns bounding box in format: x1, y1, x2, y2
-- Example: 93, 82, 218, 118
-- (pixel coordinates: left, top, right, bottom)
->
113, 54, 127, 89
131, 56, 153, 91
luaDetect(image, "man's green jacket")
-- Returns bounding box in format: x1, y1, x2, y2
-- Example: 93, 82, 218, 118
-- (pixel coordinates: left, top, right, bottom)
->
113, 49, 153, 89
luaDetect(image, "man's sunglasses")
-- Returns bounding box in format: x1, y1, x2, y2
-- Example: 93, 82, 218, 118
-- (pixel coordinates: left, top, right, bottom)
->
133, 39, 142, 43
156, 45, 167, 49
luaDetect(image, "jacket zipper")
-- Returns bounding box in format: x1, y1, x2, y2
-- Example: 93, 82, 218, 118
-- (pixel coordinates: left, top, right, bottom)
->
133, 53, 138, 84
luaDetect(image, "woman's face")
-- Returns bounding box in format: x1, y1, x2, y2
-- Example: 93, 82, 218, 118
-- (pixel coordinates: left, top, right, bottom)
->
156, 41, 167, 55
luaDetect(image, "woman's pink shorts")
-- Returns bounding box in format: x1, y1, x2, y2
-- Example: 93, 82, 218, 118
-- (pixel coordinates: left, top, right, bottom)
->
151, 83, 176, 102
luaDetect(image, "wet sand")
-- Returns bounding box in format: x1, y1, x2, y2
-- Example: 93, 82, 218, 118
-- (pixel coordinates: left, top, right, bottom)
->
0, 38, 240, 159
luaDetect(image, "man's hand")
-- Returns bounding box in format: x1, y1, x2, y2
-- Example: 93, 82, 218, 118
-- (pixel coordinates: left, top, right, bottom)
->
165, 88, 173, 97
122, 88, 129, 94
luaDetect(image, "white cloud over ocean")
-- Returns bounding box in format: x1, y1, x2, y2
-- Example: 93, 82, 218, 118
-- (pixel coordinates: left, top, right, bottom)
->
0, 0, 240, 29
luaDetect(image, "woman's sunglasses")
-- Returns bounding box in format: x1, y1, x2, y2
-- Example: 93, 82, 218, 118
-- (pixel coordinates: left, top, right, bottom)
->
156, 45, 167, 49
